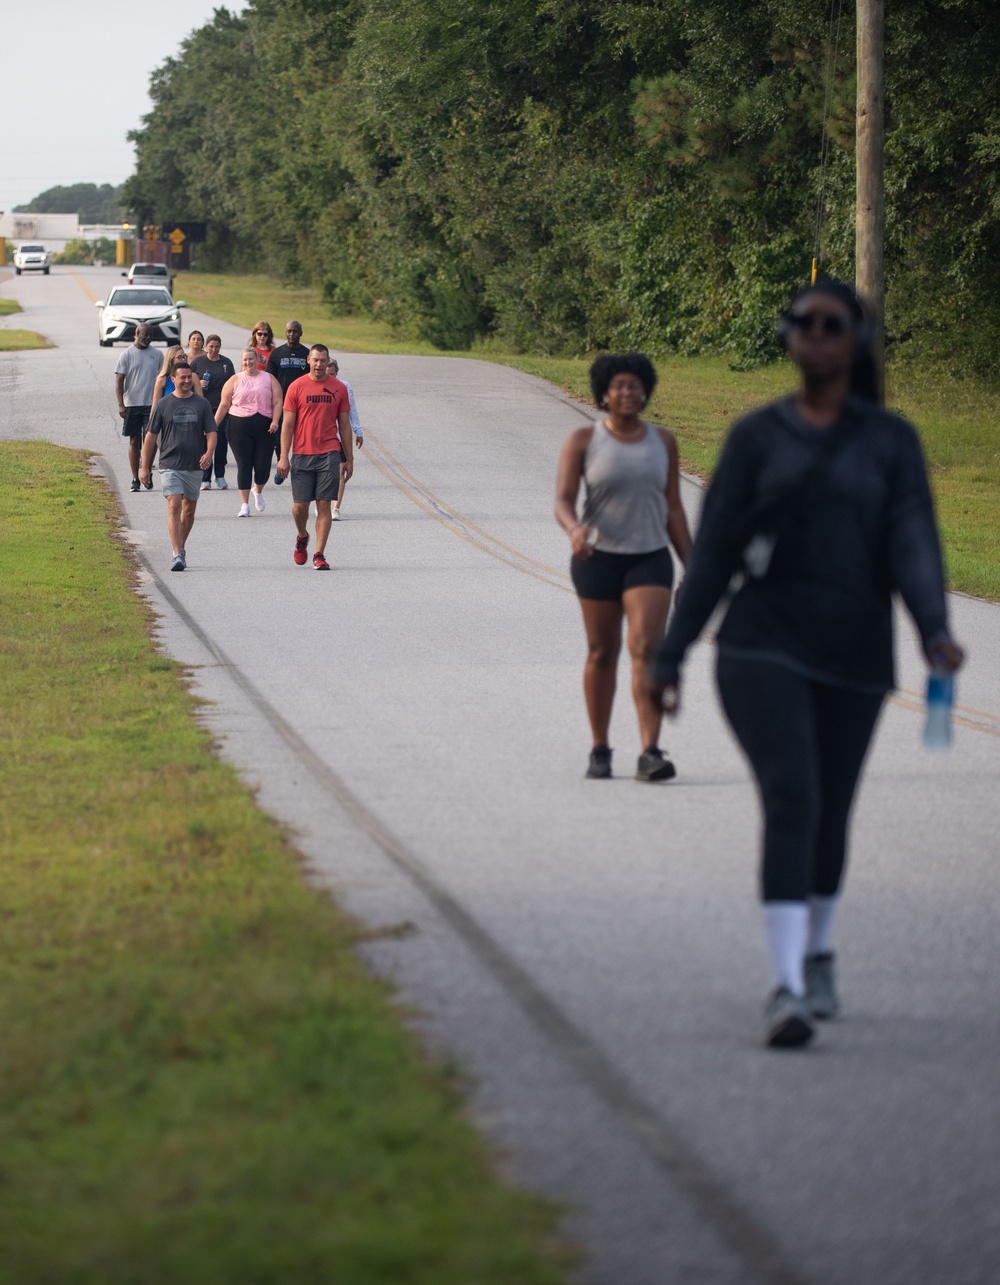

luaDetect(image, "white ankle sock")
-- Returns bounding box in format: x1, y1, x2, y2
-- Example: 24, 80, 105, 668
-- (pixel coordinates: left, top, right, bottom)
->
807, 894, 840, 956
762, 902, 809, 996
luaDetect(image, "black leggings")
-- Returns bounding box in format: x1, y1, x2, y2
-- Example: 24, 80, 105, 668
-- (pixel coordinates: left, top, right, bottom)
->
202, 414, 229, 481
227, 413, 273, 490
716, 653, 884, 903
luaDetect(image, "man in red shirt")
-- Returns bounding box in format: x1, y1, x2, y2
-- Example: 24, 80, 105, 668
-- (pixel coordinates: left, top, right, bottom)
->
277, 344, 354, 569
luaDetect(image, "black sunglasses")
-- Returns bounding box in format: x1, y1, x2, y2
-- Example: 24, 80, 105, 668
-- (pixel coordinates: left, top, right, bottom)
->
788, 311, 852, 336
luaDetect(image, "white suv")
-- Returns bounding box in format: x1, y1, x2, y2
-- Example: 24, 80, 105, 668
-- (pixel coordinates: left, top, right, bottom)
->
13, 243, 51, 275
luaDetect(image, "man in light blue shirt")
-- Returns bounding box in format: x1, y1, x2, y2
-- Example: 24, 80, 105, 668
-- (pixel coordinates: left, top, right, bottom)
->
329, 358, 363, 520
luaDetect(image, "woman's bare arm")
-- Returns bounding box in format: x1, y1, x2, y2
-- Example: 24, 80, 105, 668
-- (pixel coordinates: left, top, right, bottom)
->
661, 429, 693, 566
215, 376, 237, 426
555, 426, 594, 558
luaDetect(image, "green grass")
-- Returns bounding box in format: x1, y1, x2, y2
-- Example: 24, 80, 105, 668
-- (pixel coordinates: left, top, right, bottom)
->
177, 271, 1000, 599
0, 298, 23, 316
0, 328, 51, 350
0, 441, 568, 1284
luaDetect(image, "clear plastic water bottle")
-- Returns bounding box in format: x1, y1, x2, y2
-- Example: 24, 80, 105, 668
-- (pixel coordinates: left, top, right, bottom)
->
923, 669, 954, 750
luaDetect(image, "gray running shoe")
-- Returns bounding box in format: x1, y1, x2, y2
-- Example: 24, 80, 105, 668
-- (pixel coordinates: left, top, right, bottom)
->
170, 553, 185, 572
586, 745, 612, 779
763, 987, 816, 1049
805, 952, 840, 1020
636, 746, 677, 782
215, 476, 228, 489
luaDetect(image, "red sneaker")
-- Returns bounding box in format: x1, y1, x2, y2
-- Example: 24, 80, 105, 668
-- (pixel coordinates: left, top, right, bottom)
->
313, 551, 330, 571
293, 535, 309, 565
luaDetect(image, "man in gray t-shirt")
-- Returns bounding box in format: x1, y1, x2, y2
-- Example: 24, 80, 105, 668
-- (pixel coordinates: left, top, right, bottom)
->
114, 323, 162, 492
140, 363, 217, 572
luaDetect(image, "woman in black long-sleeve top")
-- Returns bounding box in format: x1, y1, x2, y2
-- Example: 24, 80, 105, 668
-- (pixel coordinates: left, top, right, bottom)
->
651, 278, 964, 1048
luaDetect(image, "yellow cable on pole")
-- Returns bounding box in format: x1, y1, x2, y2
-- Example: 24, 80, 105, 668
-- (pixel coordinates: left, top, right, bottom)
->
811, 256, 818, 285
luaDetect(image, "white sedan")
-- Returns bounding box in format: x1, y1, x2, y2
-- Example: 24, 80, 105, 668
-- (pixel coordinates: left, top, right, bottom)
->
95, 285, 186, 347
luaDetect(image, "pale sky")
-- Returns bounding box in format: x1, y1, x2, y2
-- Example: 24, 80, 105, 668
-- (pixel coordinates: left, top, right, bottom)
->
0, 0, 239, 213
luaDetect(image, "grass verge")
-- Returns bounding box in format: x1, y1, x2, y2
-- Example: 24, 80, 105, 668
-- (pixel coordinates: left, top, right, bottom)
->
0, 440, 567, 1284
176, 272, 999, 599
0, 328, 52, 351
0, 298, 23, 316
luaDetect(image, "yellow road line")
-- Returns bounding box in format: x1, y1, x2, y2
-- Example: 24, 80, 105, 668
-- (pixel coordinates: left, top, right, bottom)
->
365, 428, 572, 583
69, 270, 97, 303
363, 444, 574, 593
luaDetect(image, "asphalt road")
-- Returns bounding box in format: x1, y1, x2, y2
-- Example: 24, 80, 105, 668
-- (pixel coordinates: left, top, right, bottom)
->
3, 266, 999, 1285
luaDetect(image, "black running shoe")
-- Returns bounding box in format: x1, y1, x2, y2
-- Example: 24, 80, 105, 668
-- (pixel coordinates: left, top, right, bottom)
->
636, 746, 677, 782
586, 745, 612, 779
130, 478, 141, 492
142, 475, 153, 490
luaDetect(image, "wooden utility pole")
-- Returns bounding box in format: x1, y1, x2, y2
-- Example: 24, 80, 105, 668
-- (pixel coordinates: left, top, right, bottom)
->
856, 0, 885, 398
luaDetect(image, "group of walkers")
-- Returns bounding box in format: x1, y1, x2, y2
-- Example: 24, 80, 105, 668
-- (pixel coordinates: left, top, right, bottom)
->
114, 319, 363, 572
115, 276, 963, 1050
556, 277, 963, 1049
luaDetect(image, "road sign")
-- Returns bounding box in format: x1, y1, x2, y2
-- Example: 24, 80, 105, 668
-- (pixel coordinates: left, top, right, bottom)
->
161, 222, 207, 243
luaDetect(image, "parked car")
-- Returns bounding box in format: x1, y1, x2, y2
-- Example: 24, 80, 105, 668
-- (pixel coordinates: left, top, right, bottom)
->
13, 243, 51, 275
95, 285, 186, 347
124, 262, 173, 290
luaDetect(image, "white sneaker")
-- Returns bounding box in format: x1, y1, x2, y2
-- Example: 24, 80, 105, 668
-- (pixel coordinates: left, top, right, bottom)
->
215, 476, 228, 490
253, 489, 266, 512
201, 480, 212, 491
238, 502, 250, 517
331, 507, 342, 521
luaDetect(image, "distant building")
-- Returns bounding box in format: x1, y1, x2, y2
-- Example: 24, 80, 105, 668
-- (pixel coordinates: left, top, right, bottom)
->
0, 212, 127, 250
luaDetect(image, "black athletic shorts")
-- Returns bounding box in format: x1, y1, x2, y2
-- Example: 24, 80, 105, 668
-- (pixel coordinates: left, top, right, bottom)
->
570, 546, 675, 601
122, 405, 151, 437
290, 450, 344, 503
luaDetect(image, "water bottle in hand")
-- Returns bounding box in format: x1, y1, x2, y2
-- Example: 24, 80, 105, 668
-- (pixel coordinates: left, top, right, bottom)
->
923, 669, 954, 750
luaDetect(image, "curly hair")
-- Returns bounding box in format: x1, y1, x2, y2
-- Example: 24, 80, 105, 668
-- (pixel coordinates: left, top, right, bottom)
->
589, 352, 658, 407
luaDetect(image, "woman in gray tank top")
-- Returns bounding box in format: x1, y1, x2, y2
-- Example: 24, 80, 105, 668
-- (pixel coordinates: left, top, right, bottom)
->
555, 353, 692, 781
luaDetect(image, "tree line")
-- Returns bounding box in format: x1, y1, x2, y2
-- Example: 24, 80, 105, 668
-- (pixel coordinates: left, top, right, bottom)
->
124, 0, 999, 374
14, 184, 125, 226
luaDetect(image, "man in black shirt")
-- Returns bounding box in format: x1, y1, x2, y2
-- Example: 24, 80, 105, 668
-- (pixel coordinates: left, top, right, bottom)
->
266, 320, 311, 484
191, 334, 235, 490
140, 363, 217, 572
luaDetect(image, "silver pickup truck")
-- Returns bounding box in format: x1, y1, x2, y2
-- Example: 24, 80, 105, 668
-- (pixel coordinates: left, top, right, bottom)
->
124, 262, 173, 291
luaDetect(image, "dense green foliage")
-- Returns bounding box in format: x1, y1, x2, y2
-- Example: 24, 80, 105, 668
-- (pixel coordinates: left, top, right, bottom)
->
124, 1, 1000, 369
14, 182, 124, 224
52, 236, 118, 265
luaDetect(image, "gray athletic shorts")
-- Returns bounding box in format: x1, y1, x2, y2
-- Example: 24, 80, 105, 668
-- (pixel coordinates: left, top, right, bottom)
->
290, 450, 343, 503
159, 468, 203, 501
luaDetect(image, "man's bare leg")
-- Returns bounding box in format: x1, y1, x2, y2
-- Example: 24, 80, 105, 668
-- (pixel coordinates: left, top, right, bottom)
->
165, 495, 186, 554
332, 472, 346, 517
315, 500, 333, 555
291, 501, 310, 538
179, 498, 197, 550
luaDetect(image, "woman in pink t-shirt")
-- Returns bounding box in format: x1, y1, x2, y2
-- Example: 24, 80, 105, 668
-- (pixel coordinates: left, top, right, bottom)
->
214, 349, 283, 516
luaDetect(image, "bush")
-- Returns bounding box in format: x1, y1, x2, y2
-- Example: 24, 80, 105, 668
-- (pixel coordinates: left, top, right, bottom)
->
52, 237, 118, 266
